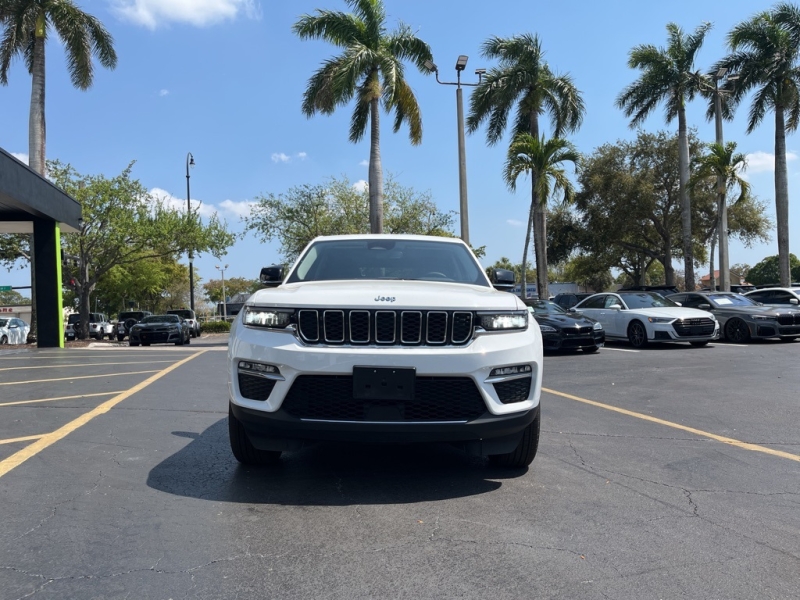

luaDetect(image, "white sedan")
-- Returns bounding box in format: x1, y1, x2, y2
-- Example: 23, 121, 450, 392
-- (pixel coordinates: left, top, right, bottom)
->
572, 291, 719, 348
0, 317, 30, 345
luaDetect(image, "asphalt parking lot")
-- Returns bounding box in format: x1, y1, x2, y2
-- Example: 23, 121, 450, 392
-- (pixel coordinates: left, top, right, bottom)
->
0, 335, 798, 599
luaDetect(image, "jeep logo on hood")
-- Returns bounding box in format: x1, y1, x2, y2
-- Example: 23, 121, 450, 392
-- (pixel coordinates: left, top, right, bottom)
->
374, 295, 396, 303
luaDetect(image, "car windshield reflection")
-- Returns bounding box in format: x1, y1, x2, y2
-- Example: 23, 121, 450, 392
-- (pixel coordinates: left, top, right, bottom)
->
526, 301, 568, 315
618, 292, 677, 309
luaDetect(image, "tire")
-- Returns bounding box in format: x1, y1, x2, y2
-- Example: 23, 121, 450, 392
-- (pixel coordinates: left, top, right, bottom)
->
117, 335, 125, 342
627, 320, 648, 348
583, 345, 600, 353
142, 342, 150, 347
228, 405, 282, 465
0, 335, 7, 345
175, 334, 184, 346
690, 341, 710, 347
724, 318, 751, 343
129, 342, 139, 347
489, 412, 540, 468
185, 334, 191, 345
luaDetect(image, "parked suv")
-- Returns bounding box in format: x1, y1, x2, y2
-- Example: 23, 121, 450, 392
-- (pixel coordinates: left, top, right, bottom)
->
65, 313, 113, 340
166, 309, 201, 338
552, 292, 594, 310
115, 310, 153, 341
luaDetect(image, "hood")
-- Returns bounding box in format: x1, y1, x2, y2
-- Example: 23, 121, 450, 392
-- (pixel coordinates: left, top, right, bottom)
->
247, 280, 523, 311
534, 313, 596, 327
625, 307, 714, 320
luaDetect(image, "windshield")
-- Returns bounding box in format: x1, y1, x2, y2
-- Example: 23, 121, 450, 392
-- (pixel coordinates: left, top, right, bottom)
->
141, 315, 180, 324
707, 293, 758, 307
619, 292, 678, 309
526, 301, 568, 315
286, 238, 490, 286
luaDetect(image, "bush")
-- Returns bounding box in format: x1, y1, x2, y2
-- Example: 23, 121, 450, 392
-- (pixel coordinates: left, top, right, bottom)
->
201, 320, 231, 333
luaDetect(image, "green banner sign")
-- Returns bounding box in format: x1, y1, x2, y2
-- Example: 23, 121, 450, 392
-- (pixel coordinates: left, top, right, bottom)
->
0, 286, 12, 292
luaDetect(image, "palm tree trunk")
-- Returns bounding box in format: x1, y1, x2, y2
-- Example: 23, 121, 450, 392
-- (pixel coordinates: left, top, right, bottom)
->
774, 106, 790, 287
29, 15, 46, 176
663, 236, 675, 286
535, 199, 548, 299
709, 227, 717, 291
520, 199, 535, 299
368, 96, 384, 234
678, 106, 694, 291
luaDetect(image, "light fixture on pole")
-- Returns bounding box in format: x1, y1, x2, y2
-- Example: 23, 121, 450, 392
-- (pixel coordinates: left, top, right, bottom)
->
425, 56, 485, 247
186, 152, 196, 311
216, 264, 229, 320
713, 68, 739, 292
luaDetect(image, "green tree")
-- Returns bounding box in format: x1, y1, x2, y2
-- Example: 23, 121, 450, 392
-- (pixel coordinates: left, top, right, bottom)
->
486, 256, 535, 289
616, 21, 712, 291
714, 3, 800, 287
746, 254, 800, 285
0, 288, 29, 305
293, 0, 431, 233
467, 33, 584, 300
50, 161, 234, 339
0, 0, 117, 176
203, 277, 260, 304
561, 255, 613, 293
503, 134, 579, 299
245, 175, 456, 263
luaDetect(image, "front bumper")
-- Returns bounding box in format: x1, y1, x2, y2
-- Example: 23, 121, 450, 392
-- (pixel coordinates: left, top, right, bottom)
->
650, 321, 719, 342
542, 329, 604, 350
130, 328, 182, 344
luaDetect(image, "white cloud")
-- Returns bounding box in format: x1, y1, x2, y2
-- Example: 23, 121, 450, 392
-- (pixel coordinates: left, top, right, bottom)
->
271, 152, 290, 163
507, 219, 524, 227
744, 150, 798, 175
359, 159, 369, 167
353, 180, 368, 193
11, 152, 29, 165
112, 0, 261, 29
150, 187, 217, 218
219, 199, 256, 218
296, 152, 307, 160
158, 89, 170, 97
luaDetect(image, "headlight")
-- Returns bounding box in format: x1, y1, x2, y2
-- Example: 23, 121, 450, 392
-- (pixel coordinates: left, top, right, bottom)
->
648, 317, 674, 323
751, 314, 776, 321
243, 307, 294, 328
539, 324, 557, 333
593, 321, 603, 330
478, 311, 529, 331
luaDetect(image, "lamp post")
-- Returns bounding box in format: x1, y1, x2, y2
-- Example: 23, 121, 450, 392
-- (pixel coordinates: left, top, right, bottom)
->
186, 152, 196, 311
216, 264, 228, 320
424, 56, 484, 247
712, 68, 738, 292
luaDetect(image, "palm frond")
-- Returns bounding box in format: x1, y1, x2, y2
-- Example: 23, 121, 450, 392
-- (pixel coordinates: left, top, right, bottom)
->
349, 79, 371, 143
293, 10, 364, 47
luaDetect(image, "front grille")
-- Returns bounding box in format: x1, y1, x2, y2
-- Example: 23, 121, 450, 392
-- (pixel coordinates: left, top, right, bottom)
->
238, 373, 276, 401
563, 326, 593, 336
671, 318, 715, 337
282, 375, 486, 421
494, 377, 531, 404
777, 313, 800, 326
297, 310, 475, 346
140, 330, 171, 342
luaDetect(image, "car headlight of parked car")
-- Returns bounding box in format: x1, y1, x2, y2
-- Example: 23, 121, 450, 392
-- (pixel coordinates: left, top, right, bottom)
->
539, 324, 557, 333
243, 307, 294, 329
751, 314, 777, 321
648, 317, 675, 324
593, 322, 603, 330
478, 311, 529, 331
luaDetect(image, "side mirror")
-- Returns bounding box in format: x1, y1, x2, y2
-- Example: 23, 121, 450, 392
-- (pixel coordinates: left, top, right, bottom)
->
568, 307, 580, 314
673, 301, 682, 307
260, 264, 285, 287
790, 298, 799, 305
698, 303, 711, 310
490, 268, 516, 291
609, 304, 622, 311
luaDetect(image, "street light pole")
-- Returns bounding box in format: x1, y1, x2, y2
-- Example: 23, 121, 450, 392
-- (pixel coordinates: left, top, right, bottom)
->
424, 56, 484, 247
216, 264, 228, 320
186, 152, 196, 311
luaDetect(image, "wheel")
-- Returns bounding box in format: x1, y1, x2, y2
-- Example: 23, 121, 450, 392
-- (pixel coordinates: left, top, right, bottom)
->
724, 318, 751, 343
583, 345, 600, 353
142, 342, 150, 347
489, 412, 540, 468
690, 341, 709, 347
129, 342, 139, 347
117, 335, 125, 342
185, 333, 191, 345
175, 333, 184, 346
627, 320, 648, 348
0, 335, 7, 345
228, 405, 282, 465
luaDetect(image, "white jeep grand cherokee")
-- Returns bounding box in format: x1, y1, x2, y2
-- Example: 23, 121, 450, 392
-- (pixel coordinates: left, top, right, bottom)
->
227, 235, 543, 468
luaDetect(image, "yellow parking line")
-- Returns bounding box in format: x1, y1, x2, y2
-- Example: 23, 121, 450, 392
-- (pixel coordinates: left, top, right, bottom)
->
0, 392, 122, 407
0, 360, 175, 372
0, 371, 160, 386
0, 350, 208, 479
0, 435, 45, 445
543, 387, 800, 463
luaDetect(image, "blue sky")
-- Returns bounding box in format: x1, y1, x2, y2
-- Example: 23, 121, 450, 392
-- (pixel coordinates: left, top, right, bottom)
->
2, 0, 797, 296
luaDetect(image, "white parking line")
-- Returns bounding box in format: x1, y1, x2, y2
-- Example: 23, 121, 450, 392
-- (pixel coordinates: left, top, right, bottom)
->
603, 347, 640, 353
709, 343, 748, 348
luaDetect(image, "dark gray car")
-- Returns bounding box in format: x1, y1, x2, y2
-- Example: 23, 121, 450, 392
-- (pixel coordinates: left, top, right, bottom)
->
668, 291, 800, 343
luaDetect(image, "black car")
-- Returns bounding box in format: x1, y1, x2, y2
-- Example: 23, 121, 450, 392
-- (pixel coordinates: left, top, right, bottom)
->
115, 310, 152, 341
668, 291, 800, 343
526, 300, 605, 352
128, 314, 190, 346
618, 284, 681, 296
552, 292, 594, 310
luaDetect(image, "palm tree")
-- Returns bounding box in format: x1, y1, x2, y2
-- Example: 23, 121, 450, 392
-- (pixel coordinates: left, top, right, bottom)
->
466, 33, 584, 299
692, 142, 750, 290
503, 134, 579, 299
0, 0, 117, 176
616, 22, 712, 292
714, 3, 800, 287
293, 0, 431, 234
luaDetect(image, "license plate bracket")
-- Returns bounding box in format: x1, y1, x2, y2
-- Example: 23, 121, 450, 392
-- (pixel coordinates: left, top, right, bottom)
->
353, 366, 415, 401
